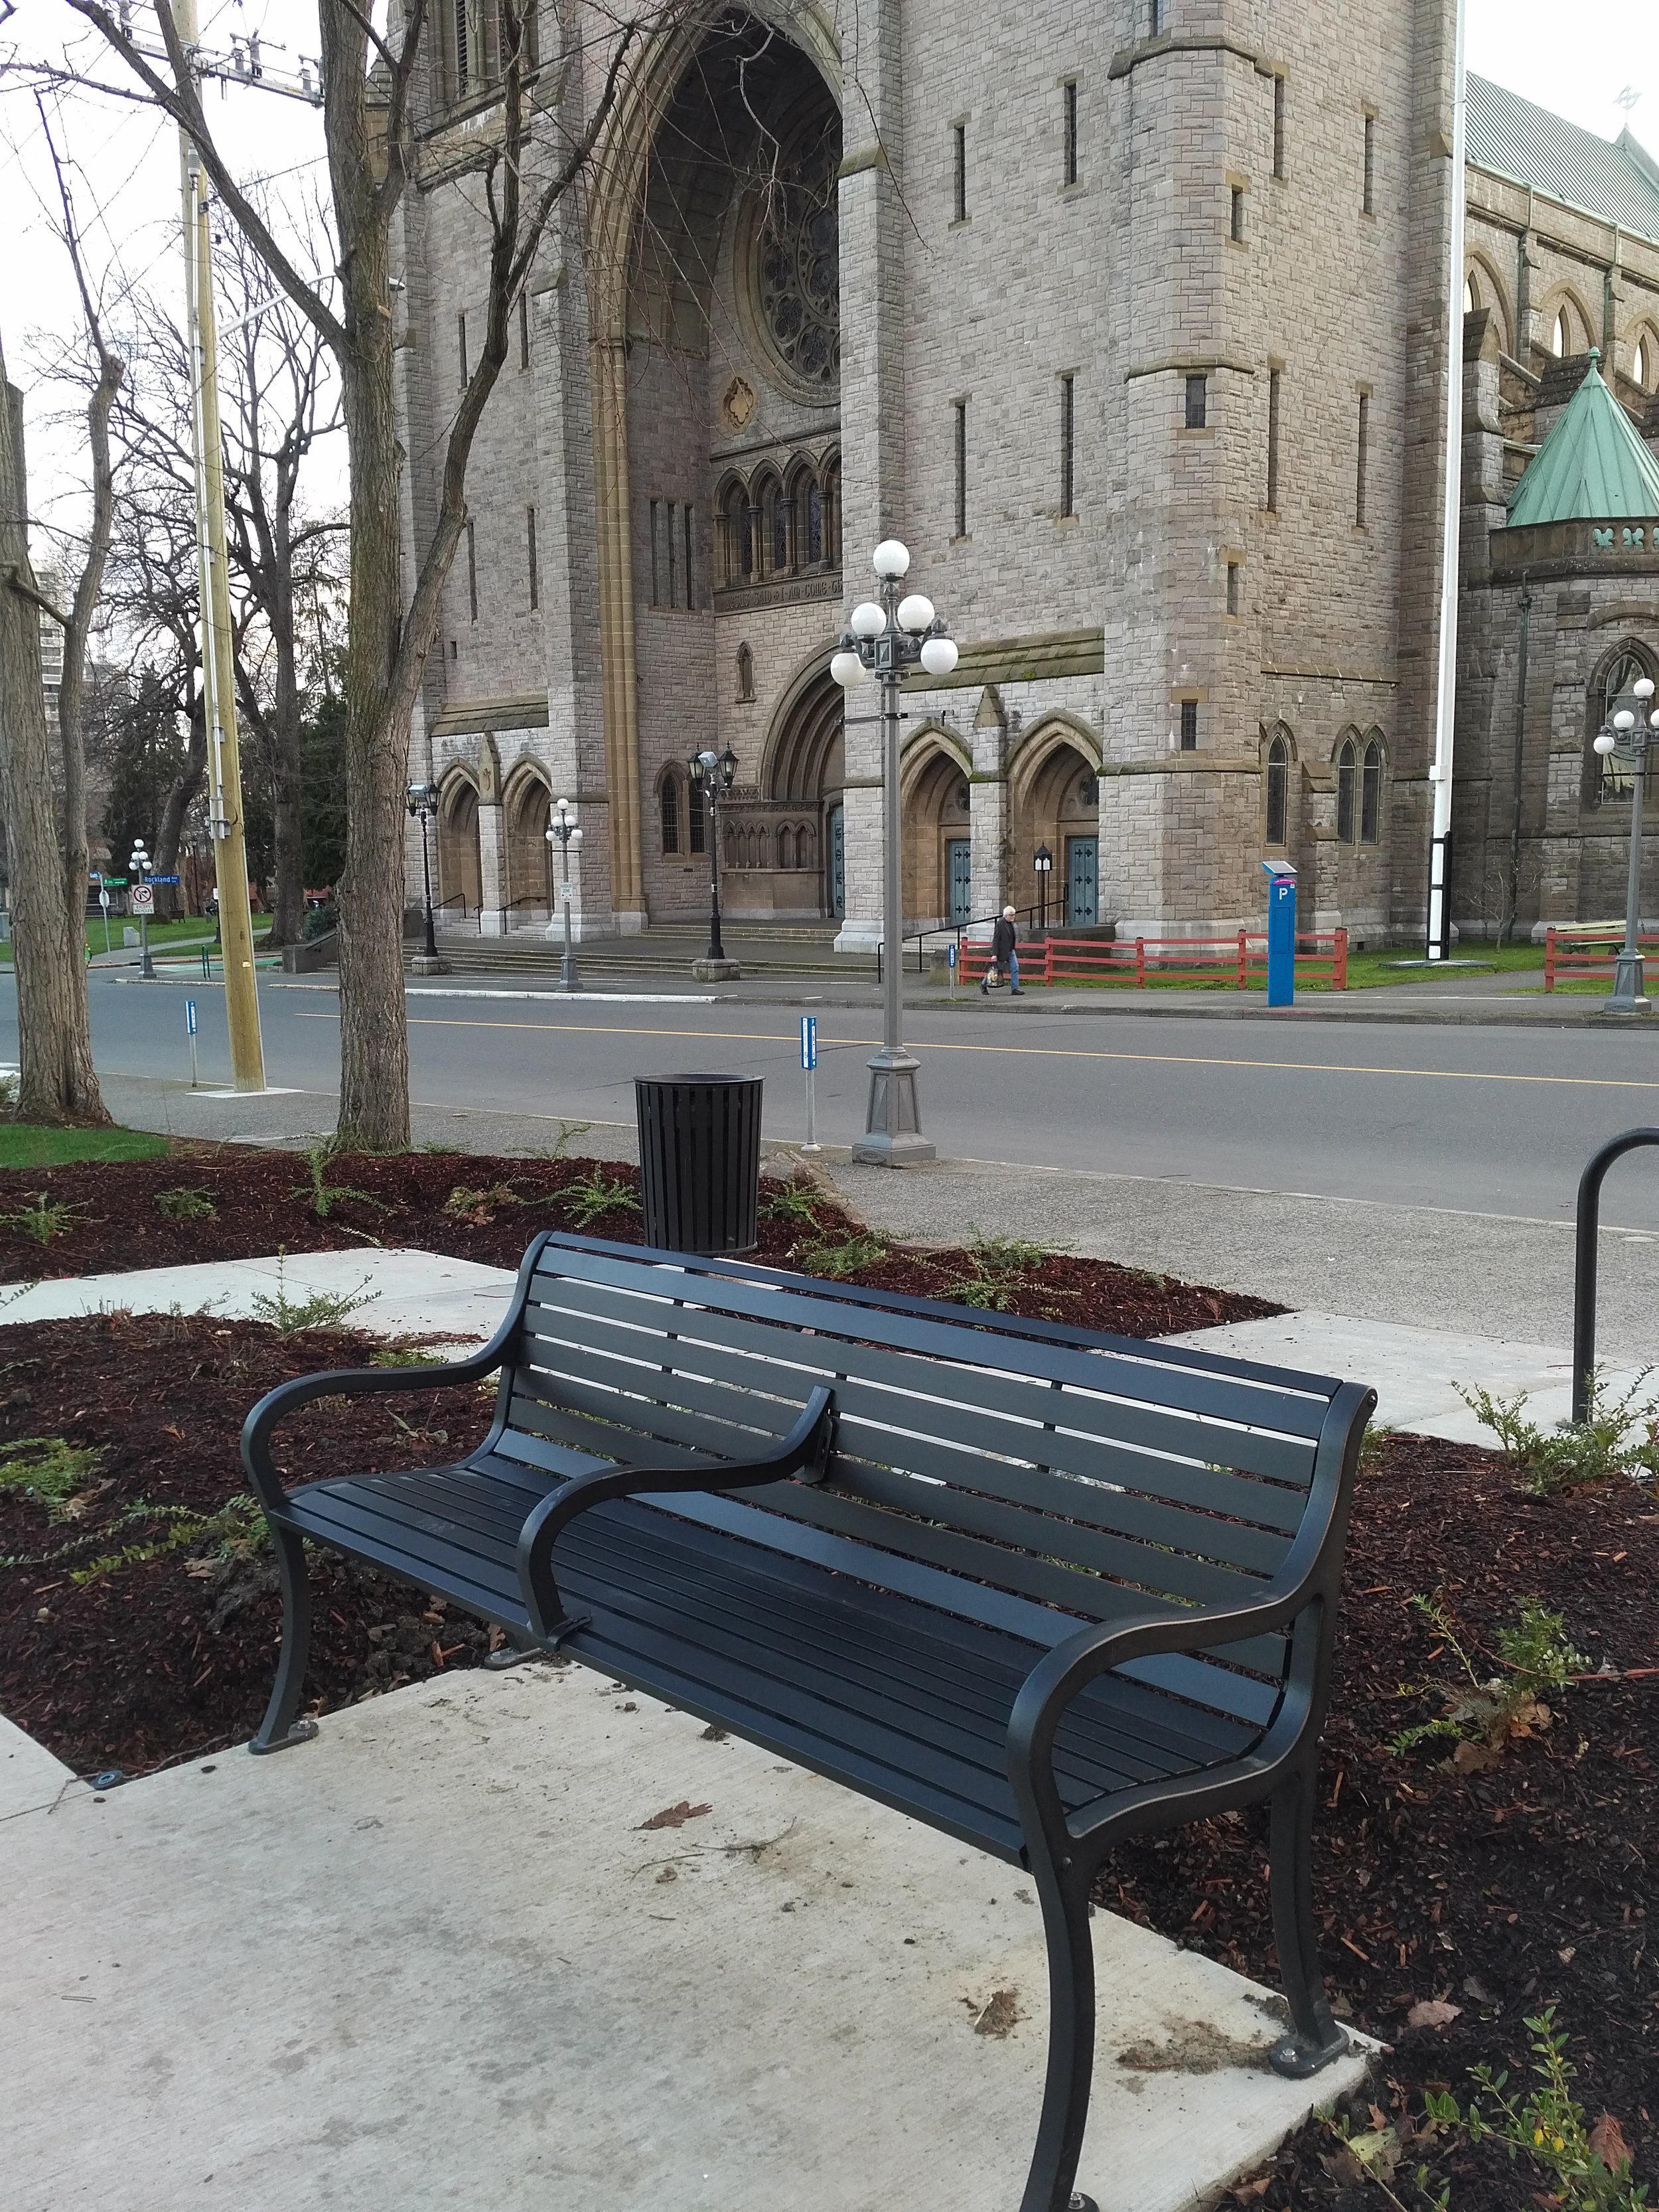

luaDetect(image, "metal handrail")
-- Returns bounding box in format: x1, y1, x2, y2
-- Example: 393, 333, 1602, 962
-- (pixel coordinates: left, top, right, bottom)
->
900, 903, 1045, 974
1572, 1127, 1659, 1424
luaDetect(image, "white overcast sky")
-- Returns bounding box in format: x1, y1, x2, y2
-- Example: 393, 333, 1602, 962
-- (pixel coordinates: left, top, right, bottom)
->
2, 0, 1658, 551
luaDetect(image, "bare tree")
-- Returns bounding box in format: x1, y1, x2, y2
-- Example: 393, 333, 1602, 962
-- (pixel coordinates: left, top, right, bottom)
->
61, 0, 682, 1149
0, 108, 121, 1126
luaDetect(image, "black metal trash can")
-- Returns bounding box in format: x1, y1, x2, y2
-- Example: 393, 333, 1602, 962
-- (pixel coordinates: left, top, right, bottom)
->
634, 1072, 763, 1255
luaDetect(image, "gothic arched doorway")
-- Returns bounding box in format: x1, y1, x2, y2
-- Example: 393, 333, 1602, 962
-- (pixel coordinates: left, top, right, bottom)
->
1011, 729, 1102, 928
764, 660, 844, 921
503, 767, 553, 917
902, 739, 974, 927
437, 773, 482, 915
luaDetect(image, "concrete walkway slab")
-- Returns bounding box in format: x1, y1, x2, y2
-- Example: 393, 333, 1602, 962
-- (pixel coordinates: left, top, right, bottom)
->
3, 1664, 1368, 2212
1163, 1309, 1652, 1444
1, 1713, 77, 1818
0, 1247, 518, 1345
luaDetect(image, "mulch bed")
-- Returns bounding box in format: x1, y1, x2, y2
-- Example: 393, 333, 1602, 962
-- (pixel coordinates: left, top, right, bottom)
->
0, 1146, 1276, 1339
3, 1256, 1653, 2204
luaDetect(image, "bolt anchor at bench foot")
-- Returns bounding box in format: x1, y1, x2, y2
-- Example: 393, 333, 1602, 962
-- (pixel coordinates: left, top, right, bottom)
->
1268, 2022, 1352, 2079
1068, 2195, 1099, 2211
248, 1718, 319, 1757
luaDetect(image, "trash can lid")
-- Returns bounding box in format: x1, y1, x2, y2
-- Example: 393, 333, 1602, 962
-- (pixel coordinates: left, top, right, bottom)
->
636, 1071, 763, 1087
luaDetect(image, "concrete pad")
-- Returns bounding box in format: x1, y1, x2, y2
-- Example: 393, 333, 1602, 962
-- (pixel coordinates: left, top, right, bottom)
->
3, 1664, 1369, 2212
0, 1712, 78, 1817
1163, 1309, 1653, 1444
0, 1247, 518, 1345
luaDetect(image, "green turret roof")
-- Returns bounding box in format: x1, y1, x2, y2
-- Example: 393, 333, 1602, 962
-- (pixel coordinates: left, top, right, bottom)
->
1506, 350, 1659, 526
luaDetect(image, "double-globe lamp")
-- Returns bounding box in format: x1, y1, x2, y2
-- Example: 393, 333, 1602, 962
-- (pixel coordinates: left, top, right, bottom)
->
830, 539, 959, 1164
1592, 674, 1659, 1013
545, 796, 584, 992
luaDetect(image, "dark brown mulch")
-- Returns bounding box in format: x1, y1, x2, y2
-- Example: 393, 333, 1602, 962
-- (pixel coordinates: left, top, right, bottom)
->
0, 1311, 495, 1779
0, 1147, 1278, 1339
1123, 1434, 1658, 2209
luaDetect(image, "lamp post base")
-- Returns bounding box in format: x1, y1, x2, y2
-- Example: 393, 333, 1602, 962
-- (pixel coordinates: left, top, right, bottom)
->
692, 958, 741, 982
409, 954, 447, 977
1605, 952, 1650, 1013
850, 1047, 936, 1167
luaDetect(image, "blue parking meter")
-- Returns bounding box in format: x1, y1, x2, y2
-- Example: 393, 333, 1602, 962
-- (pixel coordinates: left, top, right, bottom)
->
1262, 859, 1297, 1007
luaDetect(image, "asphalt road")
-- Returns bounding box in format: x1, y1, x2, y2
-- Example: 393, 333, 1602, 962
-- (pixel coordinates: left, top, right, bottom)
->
17, 972, 1659, 1231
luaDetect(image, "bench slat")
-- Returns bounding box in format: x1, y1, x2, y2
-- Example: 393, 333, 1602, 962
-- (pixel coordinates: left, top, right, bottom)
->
526, 1274, 1336, 1459
531, 1245, 1337, 1434
518, 1293, 1321, 1485
508, 1335, 1311, 1535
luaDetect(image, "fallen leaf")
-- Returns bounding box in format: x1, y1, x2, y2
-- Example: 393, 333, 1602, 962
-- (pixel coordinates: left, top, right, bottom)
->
1451, 1738, 1502, 1773
964, 1988, 1021, 2039
1589, 2113, 1632, 2172
1406, 1998, 1463, 2031
636, 1800, 711, 1831
1463, 1974, 1498, 2004
1229, 2177, 1271, 2201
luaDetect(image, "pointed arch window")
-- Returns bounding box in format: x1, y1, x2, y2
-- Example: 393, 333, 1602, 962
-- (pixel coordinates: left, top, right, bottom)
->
770, 487, 792, 573
1635, 332, 1652, 390
721, 482, 753, 585
660, 774, 681, 855
1336, 735, 1358, 843
805, 480, 825, 564
1591, 647, 1654, 804
688, 778, 707, 854
1360, 738, 1383, 844
1265, 733, 1289, 848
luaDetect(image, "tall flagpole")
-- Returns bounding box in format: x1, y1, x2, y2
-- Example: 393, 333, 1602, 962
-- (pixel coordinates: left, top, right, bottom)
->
1426, 0, 1468, 960
177, 0, 265, 1086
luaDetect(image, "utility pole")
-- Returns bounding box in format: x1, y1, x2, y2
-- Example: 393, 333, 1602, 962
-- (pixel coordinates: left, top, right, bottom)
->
144, 0, 321, 1086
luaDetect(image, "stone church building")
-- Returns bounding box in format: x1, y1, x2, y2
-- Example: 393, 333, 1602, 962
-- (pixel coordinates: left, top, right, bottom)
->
394, 4, 1659, 949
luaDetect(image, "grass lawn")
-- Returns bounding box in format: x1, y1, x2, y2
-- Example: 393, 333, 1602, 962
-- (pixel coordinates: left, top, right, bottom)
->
0, 919, 257, 965
0, 1125, 171, 1168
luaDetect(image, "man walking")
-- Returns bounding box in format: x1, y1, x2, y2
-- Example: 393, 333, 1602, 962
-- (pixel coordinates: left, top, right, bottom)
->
981, 905, 1023, 995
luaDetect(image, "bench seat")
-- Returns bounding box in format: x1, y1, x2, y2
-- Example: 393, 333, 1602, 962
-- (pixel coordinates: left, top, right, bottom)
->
287, 1469, 1262, 1860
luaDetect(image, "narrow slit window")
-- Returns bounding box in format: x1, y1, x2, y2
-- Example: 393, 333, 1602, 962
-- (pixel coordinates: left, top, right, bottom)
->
660, 777, 680, 855
1272, 76, 1286, 180
453, 0, 469, 93
668, 501, 680, 608
1266, 367, 1281, 510
1362, 113, 1376, 214
527, 506, 538, 611
458, 311, 469, 386
1361, 740, 1383, 844
518, 292, 530, 370
1336, 739, 1358, 842
1356, 392, 1370, 526
1058, 373, 1076, 517
1149, 0, 1165, 32
1226, 559, 1241, 616
684, 504, 695, 610
649, 498, 662, 607
1185, 373, 1208, 429
954, 400, 968, 538
1265, 735, 1289, 846
1179, 700, 1198, 750
1062, 80, 1078, 188
953, 123, 967, 222
466, 519, 478, 622
1230, 185, 1245, 243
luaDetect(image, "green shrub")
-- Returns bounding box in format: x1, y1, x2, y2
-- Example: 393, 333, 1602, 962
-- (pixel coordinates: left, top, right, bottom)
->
155, 1185, 218, 1222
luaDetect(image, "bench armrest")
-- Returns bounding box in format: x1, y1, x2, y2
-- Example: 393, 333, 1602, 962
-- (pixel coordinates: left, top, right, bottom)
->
1007, 1376, 1374, 1856
516, 1388, 835, 1644
241, 1343, 522, 1514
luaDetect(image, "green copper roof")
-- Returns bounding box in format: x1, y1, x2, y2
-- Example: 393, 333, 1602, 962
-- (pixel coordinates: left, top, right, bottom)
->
1505, 351, 1659, 526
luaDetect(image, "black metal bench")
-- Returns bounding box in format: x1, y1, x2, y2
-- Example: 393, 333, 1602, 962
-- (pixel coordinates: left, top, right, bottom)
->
242, 1231, 1374, 2212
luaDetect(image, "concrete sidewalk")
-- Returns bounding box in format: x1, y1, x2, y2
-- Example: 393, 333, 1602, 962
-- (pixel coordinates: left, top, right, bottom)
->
2, 1664, 1370, 2212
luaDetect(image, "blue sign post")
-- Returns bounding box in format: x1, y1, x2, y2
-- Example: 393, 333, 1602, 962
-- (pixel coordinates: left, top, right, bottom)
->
946, 940, 958, 998
1262, 860, 1297, 1007
184, 997, 200, 1088
800, 1015, 820, 1151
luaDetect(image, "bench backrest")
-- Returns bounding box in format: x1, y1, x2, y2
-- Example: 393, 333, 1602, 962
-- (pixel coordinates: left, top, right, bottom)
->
490, 1234, 1368, 1733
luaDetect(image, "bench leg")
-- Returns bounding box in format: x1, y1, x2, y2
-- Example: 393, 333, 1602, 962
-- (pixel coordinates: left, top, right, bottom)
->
248, 1527, 320, 1755
1020, 1856, 1100, 2212
1267, 1763, 1348, 2077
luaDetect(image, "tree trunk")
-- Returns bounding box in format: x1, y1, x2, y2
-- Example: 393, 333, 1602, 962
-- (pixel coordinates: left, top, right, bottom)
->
0, 365, 109, 1125
332, 264, 412, 1151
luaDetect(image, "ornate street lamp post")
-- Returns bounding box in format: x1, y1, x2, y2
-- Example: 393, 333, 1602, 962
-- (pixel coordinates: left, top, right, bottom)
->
830, 539, 959, 1165
128, 838, 155, 978
688, 746, 739, 977
405, 782, 440, 964
1591, 674, 1659, 1013
1034, 843, 1053, 934
545, 796, 584, 993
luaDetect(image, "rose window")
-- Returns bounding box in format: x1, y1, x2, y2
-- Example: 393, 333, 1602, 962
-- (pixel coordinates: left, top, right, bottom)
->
753, 134, 839, 395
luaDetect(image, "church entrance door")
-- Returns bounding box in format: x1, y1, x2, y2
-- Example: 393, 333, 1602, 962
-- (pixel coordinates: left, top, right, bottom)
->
947, 838, 973, 924
1066, 836, 1098, 925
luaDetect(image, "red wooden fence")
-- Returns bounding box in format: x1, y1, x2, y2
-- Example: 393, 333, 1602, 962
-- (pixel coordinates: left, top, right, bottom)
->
957, 929, 1348, 990
1544, 927, 1659, 991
